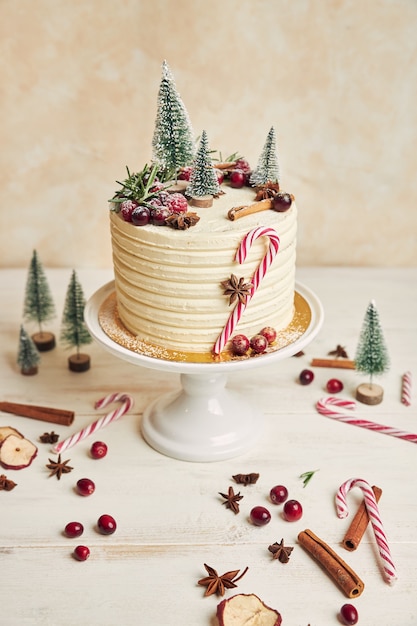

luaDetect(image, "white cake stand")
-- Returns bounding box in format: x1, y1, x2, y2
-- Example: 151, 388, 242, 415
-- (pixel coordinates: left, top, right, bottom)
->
84, 281, 323, 462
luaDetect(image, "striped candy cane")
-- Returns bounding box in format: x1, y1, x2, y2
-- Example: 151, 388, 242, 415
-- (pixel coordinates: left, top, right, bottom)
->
213, 226, 280, 354
336, 478, 397, 584
53, 393, 134, 453
401, 371, 412, 406
316, 396, 417, 444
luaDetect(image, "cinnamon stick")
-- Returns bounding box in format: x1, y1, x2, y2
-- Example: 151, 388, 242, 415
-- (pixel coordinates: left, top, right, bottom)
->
0, 402, 74, 426
343, 485, 382, 551
311, 358, 356, 370
298, 529, 364, 598
228, 198, 273, 221
214, 161, 237, 170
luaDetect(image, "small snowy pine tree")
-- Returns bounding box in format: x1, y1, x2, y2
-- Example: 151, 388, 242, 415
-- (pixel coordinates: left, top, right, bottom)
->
186, 130, 221, 198
355, 300, 390, 384
17, 325, 40, 375
249, 127, 280, 187
152, 60, 195, 178
23, 250, 56, 330
60, 271, 92, 353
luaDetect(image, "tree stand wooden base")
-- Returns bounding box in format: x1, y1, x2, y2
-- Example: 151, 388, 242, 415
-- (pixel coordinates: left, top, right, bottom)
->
68, 353, 91, 372
356, 382, 384, 405
190, 195, 213, 208
21, 366, 38, 376
32, 332, 56, 352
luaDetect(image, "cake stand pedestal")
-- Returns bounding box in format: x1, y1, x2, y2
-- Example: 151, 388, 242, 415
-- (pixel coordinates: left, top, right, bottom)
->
84, 282, 323, 462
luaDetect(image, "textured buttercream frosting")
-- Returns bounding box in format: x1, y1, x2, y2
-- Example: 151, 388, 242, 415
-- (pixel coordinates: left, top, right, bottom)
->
110, 185, 297, 355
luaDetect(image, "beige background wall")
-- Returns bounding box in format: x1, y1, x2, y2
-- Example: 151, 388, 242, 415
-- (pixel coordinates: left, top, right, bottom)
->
1, 0, 416, 269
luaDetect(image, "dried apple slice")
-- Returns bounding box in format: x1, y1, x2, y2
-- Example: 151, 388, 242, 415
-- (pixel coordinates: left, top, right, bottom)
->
0, 426, 24, 444
217, 594, 282, 626
0, 434, 37, 470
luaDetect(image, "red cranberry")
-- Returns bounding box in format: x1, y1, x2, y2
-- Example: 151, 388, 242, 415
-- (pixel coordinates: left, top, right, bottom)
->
229, 169, 246, 189
131, 206, 151, 226
283, 499, 303, 522
270, 485, 288, 505
120, 199, 139, 222
73, 545, 90, 561
76, 478, 95, 496
259, 326, 277, 345
272, 193, 292, 212
250, 334, 268, 354
326, 378, 344, 393
90, 441, 108, 459
299, 369, 314, 385
178, 166, 193, 181
97, 514, 117, 535
234, 158, 251, 174
230, 334, 250, 356
340, 603, 359, 625
64, 521, 84, 538
151, 206, 171, 226
249, 506, 271, 526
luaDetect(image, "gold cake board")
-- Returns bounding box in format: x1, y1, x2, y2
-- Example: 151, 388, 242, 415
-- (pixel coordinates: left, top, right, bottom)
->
97, 289, 312, 364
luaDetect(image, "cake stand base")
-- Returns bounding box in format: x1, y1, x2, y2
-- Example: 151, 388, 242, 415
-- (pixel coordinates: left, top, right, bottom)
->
85, 281, 323, 462
141, 372, 261, 462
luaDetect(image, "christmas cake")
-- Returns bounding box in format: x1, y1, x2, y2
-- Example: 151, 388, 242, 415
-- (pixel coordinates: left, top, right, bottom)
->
106, 62, 298, 361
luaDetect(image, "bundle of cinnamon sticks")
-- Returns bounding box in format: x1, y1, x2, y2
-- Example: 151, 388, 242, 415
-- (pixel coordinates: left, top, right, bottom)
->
298, 485, 382, 597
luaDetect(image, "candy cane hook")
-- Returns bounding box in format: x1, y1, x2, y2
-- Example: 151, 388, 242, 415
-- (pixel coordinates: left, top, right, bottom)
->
316, 396, 417, 444
336, 478, 397, 584
53, 393, 134, 453
213, 226, 280, 354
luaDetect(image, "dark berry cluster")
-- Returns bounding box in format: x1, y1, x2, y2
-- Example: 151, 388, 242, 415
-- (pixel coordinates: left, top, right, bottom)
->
230, 326, 277, 357
119, 190, 189, 227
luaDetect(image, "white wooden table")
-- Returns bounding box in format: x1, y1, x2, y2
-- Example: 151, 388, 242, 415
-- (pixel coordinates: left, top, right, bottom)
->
1, 267, 416, 625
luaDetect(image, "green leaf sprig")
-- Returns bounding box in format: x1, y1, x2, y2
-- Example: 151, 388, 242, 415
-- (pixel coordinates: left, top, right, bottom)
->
109, 163, 162, 209
299, 469, 319, 488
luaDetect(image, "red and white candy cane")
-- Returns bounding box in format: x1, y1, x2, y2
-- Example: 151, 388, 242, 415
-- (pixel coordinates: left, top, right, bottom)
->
53, 393, 134, 453
213, 226, 280, 355
336, 477, 397, 584
316, 396, 417, 444
401, 371, 412, 406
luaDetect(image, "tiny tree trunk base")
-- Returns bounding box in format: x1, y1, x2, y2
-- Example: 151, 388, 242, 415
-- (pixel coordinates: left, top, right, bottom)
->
356, 382, 384, 405
68, 353, 91, 372
32, 331, 56, 352
21, 365, 38, 376
190, 195, 213, 208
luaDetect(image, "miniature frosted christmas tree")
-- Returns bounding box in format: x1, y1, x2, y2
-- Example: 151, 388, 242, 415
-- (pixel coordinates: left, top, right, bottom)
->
186, 130, 221, 207
152, 60, 195, 180
60, 270, 92, 372
354, 300, 390, 404
23, 250, 56, 351
249, 127, 280, 187
17, 325, 40, 375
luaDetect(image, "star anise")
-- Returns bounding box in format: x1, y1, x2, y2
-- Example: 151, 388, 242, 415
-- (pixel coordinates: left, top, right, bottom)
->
219, 486, 244, 514
39, 431, 60, 444
46, 454, 73, 480
254, 182, 280, 201
0, 474, 17, 491
197, 563, 249, 597
166, 212, 200, 230
328, 344, 349, 358
221, 274, 253, 306
268, 539, 294, 563
232, 472, 260, 486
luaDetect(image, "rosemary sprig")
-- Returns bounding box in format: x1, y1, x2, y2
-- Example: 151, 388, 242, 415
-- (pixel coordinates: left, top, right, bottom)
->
299, 469, 319, 488
109, 163, 161, 207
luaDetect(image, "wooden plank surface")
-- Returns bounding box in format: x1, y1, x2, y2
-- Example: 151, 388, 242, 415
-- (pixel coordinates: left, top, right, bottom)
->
1, 268, 416, 625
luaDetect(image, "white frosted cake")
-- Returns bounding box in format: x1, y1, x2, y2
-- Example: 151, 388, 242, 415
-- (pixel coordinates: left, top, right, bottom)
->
104, 61, 299, 362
